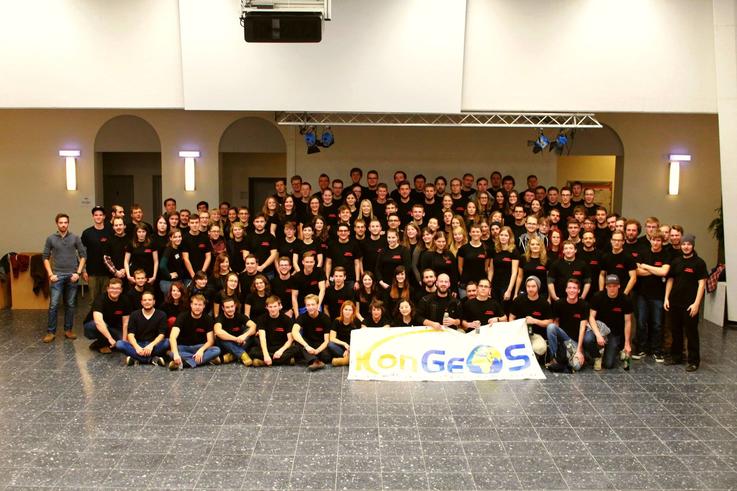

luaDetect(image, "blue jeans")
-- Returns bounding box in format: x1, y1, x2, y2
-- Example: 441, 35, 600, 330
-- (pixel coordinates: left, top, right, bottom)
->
547, 323, 598, 365
217, 338, 256, 358
47, 273, 79, 333
115, 339, 170, 363
636, 296, 664, 355
328, 341, 347, 357
177, 344, 221, 368
83, 320, 122, 344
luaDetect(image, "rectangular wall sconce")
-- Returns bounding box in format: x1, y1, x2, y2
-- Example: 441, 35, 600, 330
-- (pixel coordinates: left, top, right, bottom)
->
59, 150, 80, 191
179, 151, 200, 192
668, 154, 691, 196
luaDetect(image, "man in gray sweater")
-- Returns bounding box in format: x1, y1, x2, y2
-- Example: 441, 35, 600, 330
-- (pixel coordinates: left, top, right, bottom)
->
42, 213, 87, 343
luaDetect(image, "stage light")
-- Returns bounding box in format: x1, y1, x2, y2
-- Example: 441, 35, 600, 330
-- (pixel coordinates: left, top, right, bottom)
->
549, 131, 569, 154
320, 127, 334, 148
301, 126, 321, 154
528, 130, 549, 154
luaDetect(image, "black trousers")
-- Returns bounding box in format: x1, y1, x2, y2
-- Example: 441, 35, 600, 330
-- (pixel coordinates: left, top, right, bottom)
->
668, 303, 700, 365
297, 345, 333, 365
248, 345, 300, 365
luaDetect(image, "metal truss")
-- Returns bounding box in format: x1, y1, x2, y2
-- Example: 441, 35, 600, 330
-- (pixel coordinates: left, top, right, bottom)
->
275, 112, 602, 128
242, 0, 331, 20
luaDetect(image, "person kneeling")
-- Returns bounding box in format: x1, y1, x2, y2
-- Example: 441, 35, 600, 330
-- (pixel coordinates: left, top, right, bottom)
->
509, 276, 553, 361
249, 296, 300, 367
292, 294, 332, 371
169, 294, 221, 370
116, 290, 169, 366
214, 296, 257, 366
587, 275, 633, 370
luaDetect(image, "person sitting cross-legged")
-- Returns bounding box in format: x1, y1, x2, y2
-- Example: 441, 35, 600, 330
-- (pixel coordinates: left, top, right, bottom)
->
115, 290, 169, 366
168, 294, 221, 370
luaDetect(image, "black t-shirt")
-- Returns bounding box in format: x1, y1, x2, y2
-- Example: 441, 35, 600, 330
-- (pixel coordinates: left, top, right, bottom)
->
161, 300, 186, 319
552, 298, 589, 339
174, 311, 214, 346
451, 195, 469, 216
104, 234, 128, 270
245, 292, 268, 320
594, 227, 612, 251
320, 202, 339, 229
668, 254, 708, 305
328, 239, 363, 281
128, 309, 167, 342
270, 275, 294, 312
227, 238, 248, 273
324, 284, 354, 318
420, 251, 460, 287
601, 251, 636, 288
375, 245, 410, 285
247, 231, 277, 273
277, 238, 302, 265
296, 312, 331, 346
590, 291, 633, 337
491, 249, 520, 292
364, 314, 392, 327
86, 293, 132, 330
463, 297, 505, 324
291, 268, 326, 306
81, 226, 111, 276
511, 295, 553, 332
395, 198, 415, 225
256, 313, 292, 352
296, 240, 322, 264
458, 242, 490, 284
216, 311, 251, 336
331, 318, 362, 343
238, 272, 258, 303
638, 249, 671, 300
126, 287, 146, 309
548, 257, 591, 298
360, 236, 387, 274
517, 257, 549, 294
623, 239, 650, 268
125, 242, 156, 277
578, 248, 603, 294
391, 314, 423, 327
183, 232, 212, 275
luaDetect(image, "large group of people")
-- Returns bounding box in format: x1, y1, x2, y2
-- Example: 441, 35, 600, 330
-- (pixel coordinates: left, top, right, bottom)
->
42, 168, 707, 372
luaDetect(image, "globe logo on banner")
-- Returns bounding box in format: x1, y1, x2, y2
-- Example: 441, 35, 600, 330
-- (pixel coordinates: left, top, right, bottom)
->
466, 345, 504, 374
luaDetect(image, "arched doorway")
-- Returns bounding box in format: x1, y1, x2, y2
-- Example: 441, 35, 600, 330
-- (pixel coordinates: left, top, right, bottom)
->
219, 117, 287, 212
94, 115, 162, 220
561, 123, 625, 213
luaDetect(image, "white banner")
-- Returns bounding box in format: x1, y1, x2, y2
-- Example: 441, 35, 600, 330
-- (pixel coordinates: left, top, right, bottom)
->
347, 319, 546, 381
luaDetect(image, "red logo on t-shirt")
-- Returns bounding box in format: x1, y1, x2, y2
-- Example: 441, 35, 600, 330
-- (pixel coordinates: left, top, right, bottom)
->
685, 268, 694, 273
275, 327, 284, 332
615, 263, 624, 269
392, 255, 401, 260
232, 327, 241, 332
196, 328, 205, 333
445, 259, 452, 265
532, 311, 541, 316
114, 310, 123, 315
590, 260, 599, 265
100, 237, 108, 243
484, 310, 495, 316
612, 307, 622, 313
654, 262, 663, 266
316, 326, 324, 332
198, 244, 206, 249
260, 241, 269, 247
573, 314, 581, 319
503, 257, 512, 262
144, 249, 152, 253
536, 265, 546, 270
478, 254, 486, 259
572, 271, 581, 276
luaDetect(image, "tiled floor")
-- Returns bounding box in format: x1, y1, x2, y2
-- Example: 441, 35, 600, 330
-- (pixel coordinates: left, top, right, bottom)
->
1, 309, 737, 490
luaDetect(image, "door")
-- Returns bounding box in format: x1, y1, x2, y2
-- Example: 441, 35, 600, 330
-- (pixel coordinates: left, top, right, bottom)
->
249, 177, 280, 212
103, 175, 134, 213
153, 175, 162, 215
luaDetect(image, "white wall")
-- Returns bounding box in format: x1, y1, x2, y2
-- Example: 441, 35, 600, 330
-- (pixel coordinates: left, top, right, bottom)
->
0, 0, 184, 108
178, 0, 467, 112
0, 0, 721, 113
462, 0, 718, 112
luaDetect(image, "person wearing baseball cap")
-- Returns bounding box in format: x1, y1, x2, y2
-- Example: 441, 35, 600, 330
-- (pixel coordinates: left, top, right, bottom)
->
81, 205, 111, 309
588, 274, 634, 371
664, 234, 707, 371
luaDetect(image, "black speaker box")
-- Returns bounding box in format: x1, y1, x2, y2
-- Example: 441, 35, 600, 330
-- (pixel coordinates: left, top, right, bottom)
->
244, 12, 322, 43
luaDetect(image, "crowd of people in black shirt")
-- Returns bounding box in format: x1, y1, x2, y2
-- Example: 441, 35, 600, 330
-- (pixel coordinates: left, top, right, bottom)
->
43, 168, 708, 372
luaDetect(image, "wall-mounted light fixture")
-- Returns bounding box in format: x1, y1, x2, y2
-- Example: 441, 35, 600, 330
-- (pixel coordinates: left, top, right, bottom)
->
59, 150, 80, 191
668, 154, 691, 196
179, 151, 200, 192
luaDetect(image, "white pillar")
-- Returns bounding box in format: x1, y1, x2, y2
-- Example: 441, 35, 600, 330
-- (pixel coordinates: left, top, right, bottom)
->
713, 0, 737, 321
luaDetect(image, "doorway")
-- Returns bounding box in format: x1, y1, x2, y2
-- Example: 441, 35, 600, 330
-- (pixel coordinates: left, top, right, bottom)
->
103, 175, 134, 213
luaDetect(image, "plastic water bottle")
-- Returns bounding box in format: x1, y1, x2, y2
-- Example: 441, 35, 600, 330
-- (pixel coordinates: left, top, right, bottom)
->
442, 312, 449, 328
623, 355, 630, 371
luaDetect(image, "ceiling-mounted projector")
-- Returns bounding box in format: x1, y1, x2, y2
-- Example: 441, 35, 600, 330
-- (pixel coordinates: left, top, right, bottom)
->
240, 0, 331, 43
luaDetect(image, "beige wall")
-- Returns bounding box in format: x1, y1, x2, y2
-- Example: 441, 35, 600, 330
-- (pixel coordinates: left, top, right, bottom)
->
221, 153, 287, 209
0, 109, 722, 267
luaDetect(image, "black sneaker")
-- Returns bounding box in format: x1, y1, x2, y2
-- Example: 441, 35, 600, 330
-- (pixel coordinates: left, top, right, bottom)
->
654, 353, 665, 363
686, 363, 699, 372
631, 351, 646, 360
152, 356, 166, 367
124, 356, 136, 367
